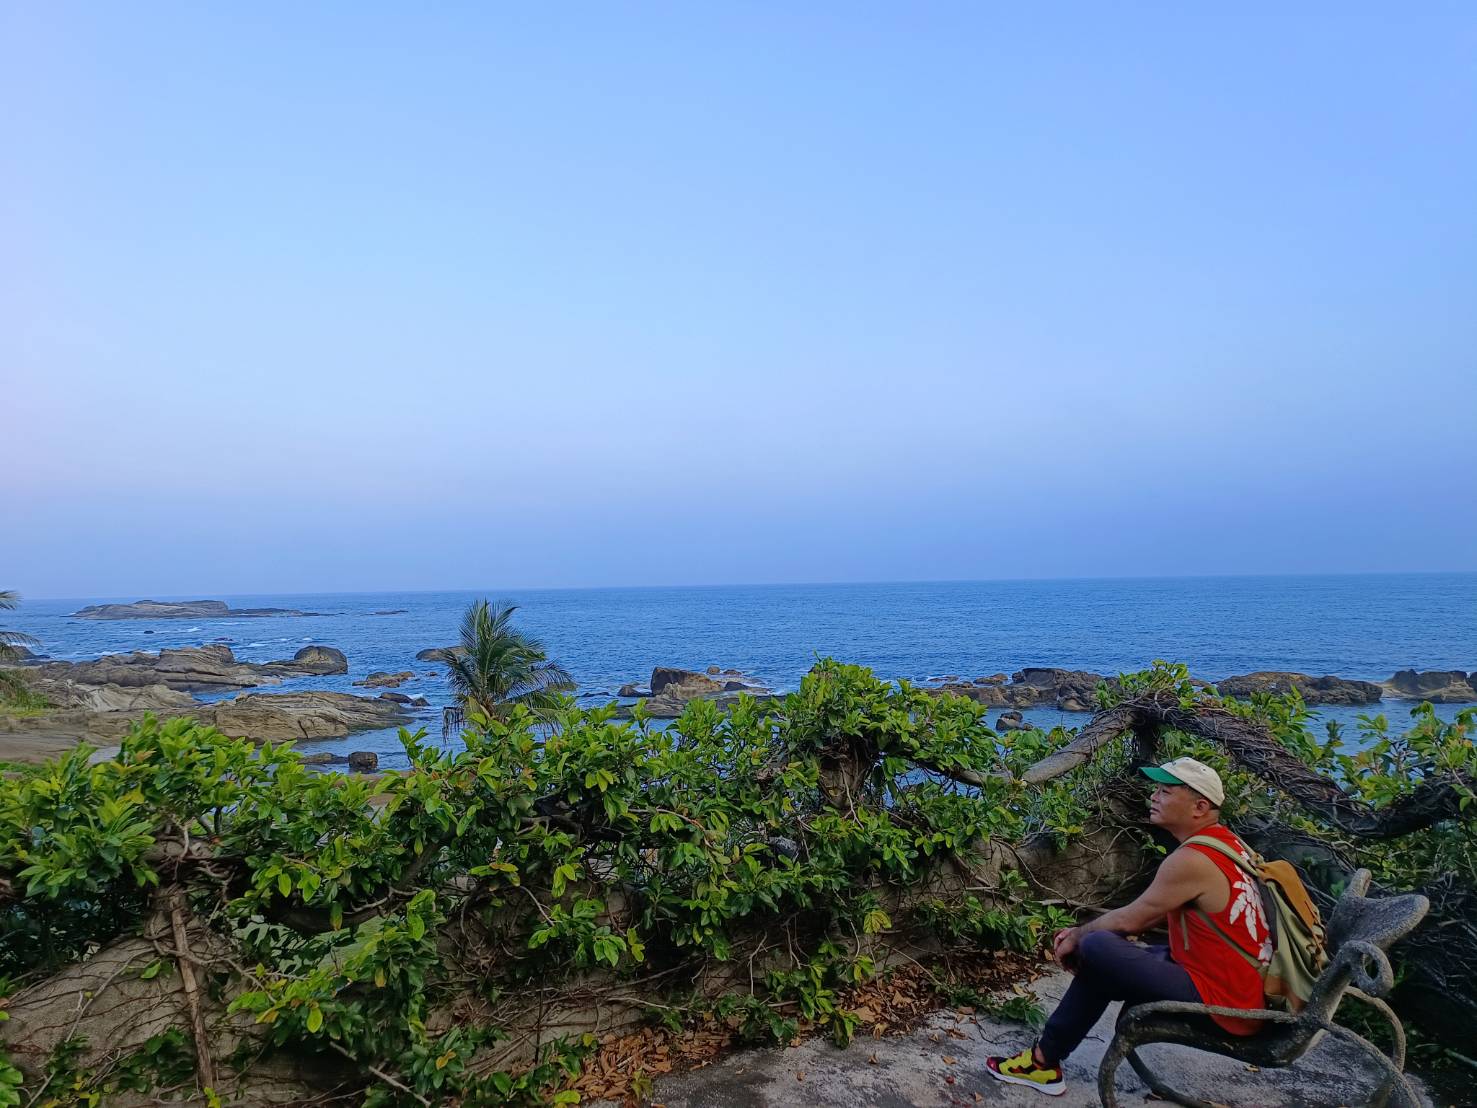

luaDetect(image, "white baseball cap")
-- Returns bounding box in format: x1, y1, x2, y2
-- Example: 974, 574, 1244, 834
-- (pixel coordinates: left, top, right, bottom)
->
1141, 756, 1224, 807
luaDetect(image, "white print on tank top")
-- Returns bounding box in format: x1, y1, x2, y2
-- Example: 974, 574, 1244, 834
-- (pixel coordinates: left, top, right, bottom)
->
1225, 840, 1274, 965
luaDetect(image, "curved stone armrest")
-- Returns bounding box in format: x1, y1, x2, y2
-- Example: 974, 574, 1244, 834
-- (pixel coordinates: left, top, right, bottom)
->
1334, 939, 1395, 998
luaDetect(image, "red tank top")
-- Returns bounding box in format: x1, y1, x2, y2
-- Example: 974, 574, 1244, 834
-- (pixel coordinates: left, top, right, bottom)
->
1167, 824, 1272, 1035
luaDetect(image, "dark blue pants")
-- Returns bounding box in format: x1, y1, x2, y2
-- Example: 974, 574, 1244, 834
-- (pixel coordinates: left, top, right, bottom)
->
1037, 930, 1201, 1064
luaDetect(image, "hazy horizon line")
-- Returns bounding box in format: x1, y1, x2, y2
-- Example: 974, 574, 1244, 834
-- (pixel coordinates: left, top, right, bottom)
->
18, 567, 1477, 604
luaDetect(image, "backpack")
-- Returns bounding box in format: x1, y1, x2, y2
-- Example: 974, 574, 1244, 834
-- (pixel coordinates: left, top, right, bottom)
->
1184, 834, 1329, 1012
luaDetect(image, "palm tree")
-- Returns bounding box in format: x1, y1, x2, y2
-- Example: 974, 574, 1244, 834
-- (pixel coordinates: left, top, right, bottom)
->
0, 590, 42, 708
440, 599, 574, 734
0, 590, 39, 663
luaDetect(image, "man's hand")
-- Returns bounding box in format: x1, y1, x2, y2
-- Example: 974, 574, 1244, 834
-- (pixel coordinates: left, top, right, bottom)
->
1052, 926, 1081, 971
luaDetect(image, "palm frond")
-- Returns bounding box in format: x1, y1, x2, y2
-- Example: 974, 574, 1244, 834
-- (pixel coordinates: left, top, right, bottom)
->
442, 598, 573, 733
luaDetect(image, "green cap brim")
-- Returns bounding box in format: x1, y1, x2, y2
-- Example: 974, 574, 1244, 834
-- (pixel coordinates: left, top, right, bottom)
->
1140, 766, 1182, 786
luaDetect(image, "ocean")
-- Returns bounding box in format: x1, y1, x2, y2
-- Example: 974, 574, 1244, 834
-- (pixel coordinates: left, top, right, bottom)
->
7, 574, 1475, 769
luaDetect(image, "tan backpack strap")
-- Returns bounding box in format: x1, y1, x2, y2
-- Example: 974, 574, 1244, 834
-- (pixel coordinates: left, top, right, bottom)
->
1183, 834, 1259, 876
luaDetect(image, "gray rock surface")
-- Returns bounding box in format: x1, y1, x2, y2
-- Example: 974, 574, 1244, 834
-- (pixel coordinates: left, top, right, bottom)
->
71, 599, 320, 619
197, 691, 411, 741
1382, 669, 1477, 703
347, 751, 378, 772
354, 670, 415, 688
616, 666, 775, 718
0, 688, 409, 744
995, 710, 1028, 732
1216, 672, 1383, 705
24, 678, 195, 714
416, 646, 463, 662
928, 669, 1116, 711
604, 968, 1432, 1108
278, 645, 348, 676
26, 645, 347, 693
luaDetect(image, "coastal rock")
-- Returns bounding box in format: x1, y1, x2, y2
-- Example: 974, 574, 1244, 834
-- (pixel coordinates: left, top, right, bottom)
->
354, 670, 415, 689
408, 696, 429, 708
28, 644, 349, 693
71, 599, 321, 620
25, 677, 195, 714
995, 710, 1030, 732
926, 668, 1115, 711
269, 645, 348, 676
199, 691, 411, 742
616, 690, 779, 720
618, 683, 649, 698
1381, 669, 1477, 703
706, 665, 721, 675
370, 610, 407, 616
0, 688, 409, 745
347, 751, 378, 773
416, 646, 464, 663
650, 667, 724, 697
378, 691, 412, 704
1216, 672, 1383, 706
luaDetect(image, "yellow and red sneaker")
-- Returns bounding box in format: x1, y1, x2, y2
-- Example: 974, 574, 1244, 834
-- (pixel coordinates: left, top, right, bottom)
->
985, 1047, 1066, 1096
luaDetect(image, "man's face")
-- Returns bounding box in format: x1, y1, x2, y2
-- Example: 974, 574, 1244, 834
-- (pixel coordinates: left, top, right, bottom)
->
1148, 782, 1203, 827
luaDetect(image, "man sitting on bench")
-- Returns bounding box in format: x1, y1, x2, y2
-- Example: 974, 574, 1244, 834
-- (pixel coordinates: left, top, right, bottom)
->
986, 757, 1271, 1097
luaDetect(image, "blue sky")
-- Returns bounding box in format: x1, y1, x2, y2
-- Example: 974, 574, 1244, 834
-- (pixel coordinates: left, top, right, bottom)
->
6, 3, 1475, 597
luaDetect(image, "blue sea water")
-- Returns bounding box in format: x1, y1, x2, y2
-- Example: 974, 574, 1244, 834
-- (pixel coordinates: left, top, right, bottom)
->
7, 574, 1474, 769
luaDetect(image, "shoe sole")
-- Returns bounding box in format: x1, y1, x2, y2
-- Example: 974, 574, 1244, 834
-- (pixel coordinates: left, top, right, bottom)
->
986, 1067, 1066, 1097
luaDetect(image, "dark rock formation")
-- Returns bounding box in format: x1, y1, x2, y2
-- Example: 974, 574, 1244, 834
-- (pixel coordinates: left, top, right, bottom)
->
1216, 672, 1382, 706
378, 692, 412, 704
72, 600, 320, 619
274, 646, 348, 676
615, 690, 779, 720
926, 668, 1117, 711
650, 667, 723, 697
611, 666, 775, 719
1382, 670, 1477, 703
995, 710, 1028, 732
416, 646, 463, 663
370, 610, 407, 616
347, 751, 379, 773
354, 671, 414, 689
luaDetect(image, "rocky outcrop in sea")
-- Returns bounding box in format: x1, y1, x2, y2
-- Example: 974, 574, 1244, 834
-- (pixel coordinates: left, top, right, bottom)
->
1214, 672, 1384, 706
615, 666, 774, 719
23, 644, 348, 693
71, 599, 322, 619
1381, 669, 1477, 702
